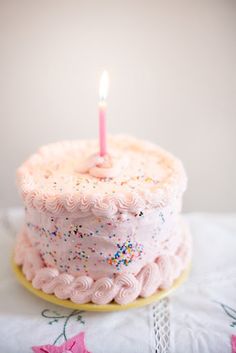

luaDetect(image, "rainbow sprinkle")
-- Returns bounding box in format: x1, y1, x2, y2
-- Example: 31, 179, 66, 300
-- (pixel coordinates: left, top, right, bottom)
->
106, 240, 144, 270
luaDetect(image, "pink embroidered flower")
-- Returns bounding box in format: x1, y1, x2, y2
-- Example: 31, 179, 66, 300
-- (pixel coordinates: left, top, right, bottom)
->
232, 335, 236, 353
32, 332, 91, 353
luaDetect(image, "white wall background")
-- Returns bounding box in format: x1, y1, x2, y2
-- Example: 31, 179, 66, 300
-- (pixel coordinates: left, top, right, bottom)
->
0, 0, 235, 212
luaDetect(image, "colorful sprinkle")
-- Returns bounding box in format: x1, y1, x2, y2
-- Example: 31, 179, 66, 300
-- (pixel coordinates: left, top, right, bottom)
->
105, 240, 143, 270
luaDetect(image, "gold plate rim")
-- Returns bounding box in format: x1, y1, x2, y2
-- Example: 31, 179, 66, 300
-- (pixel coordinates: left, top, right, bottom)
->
12, 258, 191, 312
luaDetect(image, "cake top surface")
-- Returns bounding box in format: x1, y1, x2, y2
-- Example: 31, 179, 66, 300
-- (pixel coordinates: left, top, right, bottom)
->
17, 135, 187, 216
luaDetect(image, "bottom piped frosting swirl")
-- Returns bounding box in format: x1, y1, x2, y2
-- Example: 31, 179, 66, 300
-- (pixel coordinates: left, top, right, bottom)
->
14, 221, 191, 305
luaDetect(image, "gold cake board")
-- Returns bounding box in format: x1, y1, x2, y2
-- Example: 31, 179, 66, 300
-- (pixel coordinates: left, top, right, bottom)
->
12, 259, 190, 312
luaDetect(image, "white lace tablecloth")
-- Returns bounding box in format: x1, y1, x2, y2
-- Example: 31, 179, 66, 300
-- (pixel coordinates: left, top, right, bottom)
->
0, 209, 236, 353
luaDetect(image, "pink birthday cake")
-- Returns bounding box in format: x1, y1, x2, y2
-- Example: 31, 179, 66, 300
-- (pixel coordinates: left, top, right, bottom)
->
14, 135, 191, 305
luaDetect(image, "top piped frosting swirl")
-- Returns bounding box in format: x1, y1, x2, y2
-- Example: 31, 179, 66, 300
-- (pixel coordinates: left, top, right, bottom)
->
77, 152, 129, 178
17, 135, 187, 217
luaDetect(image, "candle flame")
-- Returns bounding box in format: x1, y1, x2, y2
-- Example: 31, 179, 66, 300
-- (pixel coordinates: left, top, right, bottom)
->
99, 70, 109, 102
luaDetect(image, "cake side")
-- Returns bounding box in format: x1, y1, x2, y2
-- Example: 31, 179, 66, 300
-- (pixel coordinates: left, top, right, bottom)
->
22, 202, 181, 279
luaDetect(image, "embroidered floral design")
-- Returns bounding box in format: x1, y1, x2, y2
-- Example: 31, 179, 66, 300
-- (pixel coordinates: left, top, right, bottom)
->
216, 302, 236, 353
217, 302, 236, 328
41, 309, 85, 345
32, 332, 91, 353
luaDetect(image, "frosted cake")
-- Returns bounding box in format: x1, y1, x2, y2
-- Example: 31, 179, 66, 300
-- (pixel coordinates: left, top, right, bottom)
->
14, 135, 191, 305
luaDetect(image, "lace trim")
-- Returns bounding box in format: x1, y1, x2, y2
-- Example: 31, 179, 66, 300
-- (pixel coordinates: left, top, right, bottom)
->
152, 298, 170, 353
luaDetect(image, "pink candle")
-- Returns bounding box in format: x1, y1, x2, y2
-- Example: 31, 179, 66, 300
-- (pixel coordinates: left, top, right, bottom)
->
99, 103, 107, 156
99, 71, 109, 157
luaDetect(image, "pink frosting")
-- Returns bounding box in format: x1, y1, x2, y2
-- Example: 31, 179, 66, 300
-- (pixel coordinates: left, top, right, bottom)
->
16, 135, 187, 217
14, 220, 191, 305
77, 153, 129, 179
23, 205, 182, 280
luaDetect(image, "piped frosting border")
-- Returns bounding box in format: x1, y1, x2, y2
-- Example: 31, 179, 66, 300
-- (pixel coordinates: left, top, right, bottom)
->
16, 136, 187, 217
